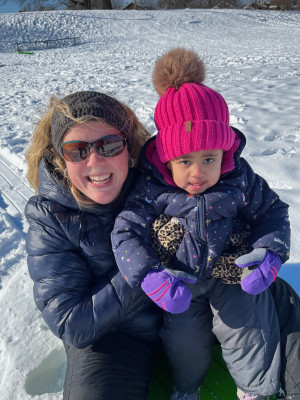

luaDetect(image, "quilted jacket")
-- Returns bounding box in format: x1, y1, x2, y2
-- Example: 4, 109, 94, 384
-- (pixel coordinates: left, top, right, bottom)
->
25, 158, 160, 349
112, 128, 290, 288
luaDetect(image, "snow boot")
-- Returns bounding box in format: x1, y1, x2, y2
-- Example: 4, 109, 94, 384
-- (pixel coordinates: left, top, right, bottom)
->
237, 388, 269, 400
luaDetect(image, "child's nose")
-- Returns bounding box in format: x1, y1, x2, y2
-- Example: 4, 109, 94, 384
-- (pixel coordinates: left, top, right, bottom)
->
191, 164, 204, 178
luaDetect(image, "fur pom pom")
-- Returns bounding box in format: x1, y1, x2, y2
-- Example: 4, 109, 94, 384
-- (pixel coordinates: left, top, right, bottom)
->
153, 48, 205, 97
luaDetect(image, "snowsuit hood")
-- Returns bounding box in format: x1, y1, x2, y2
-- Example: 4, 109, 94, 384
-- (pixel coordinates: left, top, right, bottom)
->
141, 127, 245, 187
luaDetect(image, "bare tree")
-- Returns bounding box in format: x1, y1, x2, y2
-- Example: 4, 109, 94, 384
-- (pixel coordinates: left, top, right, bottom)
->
0, 0, 112, 11
9, 0, 67, 11
158, 0, 242, 7
67, 0, 112, 9
100, 0, 113, 8
157, 0, 190, 8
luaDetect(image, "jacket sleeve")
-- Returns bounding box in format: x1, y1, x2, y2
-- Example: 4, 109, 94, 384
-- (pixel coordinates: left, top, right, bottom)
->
25, 197, 146, 349
238, 159, 290, 262
111, 177, 166, 288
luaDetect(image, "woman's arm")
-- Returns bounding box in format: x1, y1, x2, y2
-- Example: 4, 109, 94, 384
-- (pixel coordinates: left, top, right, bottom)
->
25, 197, 145, 349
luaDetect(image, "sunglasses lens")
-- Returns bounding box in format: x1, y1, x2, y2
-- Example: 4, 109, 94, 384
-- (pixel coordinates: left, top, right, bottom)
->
95, 135, 125, 158
61, 135, 126, 163
62, 142, 90, 162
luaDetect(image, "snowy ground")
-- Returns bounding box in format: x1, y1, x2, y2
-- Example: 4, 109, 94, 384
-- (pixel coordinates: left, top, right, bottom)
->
0, 8, 299, 400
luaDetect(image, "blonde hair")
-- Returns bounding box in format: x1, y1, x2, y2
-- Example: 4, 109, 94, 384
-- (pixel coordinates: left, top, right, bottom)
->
26, 95, 151, 205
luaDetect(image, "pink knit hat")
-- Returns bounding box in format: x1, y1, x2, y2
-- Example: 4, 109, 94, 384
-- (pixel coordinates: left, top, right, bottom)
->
153, 48, 236, 164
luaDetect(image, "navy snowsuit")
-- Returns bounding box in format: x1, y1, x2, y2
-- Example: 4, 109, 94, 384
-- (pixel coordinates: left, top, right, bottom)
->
112, 128, 291, 396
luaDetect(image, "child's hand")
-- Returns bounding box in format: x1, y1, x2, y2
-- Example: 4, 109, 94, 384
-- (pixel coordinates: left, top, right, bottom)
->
235, 248, 282, 295
141, 267, 196, 314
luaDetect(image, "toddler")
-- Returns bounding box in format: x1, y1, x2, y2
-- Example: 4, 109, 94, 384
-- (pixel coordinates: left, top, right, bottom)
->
112, 48, 290, 400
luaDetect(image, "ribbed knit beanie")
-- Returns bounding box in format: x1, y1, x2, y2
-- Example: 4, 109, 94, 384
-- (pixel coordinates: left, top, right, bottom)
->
50, 91, 129, 156
152, 48, 236, 164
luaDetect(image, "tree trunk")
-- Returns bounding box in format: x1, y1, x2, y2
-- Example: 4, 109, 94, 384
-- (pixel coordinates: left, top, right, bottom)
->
100, 0, 112, 8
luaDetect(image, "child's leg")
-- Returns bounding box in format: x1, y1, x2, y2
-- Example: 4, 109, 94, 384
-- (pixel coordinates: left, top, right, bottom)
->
210, 280, 281, 396
160, 297, 215, 394
269, 277, 300, 397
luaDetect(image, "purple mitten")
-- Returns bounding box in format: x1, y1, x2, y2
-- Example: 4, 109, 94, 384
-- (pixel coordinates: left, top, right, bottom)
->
235, 248, 282, 295
141, 267, 196, 314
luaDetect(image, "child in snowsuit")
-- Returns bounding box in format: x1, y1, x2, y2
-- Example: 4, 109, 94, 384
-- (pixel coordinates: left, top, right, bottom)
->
112, 48, 291, 400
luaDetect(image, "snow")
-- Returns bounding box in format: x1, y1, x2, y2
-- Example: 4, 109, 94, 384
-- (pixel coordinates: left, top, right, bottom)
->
0, 8, 299, 400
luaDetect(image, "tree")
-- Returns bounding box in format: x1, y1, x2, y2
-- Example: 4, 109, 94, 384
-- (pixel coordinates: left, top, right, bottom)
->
0, 0, 112, 11
1, 0, 67, 11
157, 0, 242, 7
67, 0, 112, 9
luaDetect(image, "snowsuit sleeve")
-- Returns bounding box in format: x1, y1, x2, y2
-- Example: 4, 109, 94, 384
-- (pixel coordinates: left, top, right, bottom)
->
238, 159, 290, 262
111, 176, 167, 288
25, 196, 146, 349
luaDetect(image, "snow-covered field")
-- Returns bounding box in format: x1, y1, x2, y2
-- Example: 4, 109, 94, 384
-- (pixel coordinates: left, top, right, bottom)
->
0, 8, 299, 400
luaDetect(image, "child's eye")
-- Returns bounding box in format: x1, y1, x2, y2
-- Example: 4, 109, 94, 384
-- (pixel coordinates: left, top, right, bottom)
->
180, 160, 190, 166
204, 158, 214, 164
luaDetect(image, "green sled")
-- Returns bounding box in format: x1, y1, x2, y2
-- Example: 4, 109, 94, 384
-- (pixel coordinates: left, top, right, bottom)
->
148, 345, 277, 400
17, 50, 34, 55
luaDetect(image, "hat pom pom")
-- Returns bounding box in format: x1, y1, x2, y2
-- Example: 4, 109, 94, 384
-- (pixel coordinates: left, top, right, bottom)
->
152, 48, 206, 97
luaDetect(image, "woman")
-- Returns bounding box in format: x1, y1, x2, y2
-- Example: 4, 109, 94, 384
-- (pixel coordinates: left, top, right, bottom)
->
25, 91, 161, 400
25, 90, 299, 400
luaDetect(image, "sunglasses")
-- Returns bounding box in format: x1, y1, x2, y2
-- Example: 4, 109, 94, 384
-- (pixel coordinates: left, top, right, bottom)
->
61, 134, 127, 163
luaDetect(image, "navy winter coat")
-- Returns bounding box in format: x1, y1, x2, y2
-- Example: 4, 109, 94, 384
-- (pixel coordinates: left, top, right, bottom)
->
25, 159, 160, 349
112, 129, 290, 288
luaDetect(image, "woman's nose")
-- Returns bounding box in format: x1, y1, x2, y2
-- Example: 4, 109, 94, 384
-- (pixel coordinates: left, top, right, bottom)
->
86, 147, 106, 165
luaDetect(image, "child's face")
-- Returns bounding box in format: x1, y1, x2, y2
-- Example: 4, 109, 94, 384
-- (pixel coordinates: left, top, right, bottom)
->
167, 149, 223, 195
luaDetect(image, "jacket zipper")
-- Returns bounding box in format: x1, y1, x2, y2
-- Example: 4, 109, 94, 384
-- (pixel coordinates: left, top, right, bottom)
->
197, 196, 205, 241
197, 195, 208, 279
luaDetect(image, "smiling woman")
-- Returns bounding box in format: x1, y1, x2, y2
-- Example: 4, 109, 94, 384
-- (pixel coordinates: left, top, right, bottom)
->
61, 122, 129, 204
26, 91, 148, 204
24, 90, 161, 400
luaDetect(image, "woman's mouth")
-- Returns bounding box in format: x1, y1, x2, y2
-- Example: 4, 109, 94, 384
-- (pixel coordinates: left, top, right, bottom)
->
88, 173, 112, 185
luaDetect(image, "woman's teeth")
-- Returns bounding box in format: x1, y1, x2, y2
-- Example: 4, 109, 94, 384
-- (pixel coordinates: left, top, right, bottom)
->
89, 174, 111, 183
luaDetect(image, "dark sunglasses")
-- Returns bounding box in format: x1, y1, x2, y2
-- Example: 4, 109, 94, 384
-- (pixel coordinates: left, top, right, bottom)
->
61, 134, 127, 163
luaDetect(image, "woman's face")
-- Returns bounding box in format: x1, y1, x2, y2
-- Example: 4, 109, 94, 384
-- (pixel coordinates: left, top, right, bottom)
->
63, 121, 129, 204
